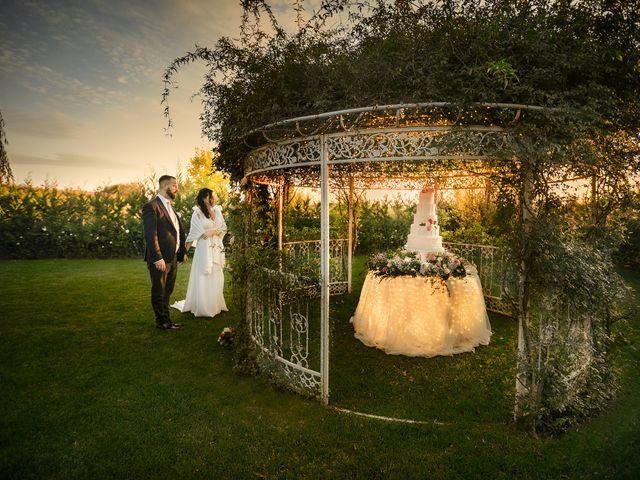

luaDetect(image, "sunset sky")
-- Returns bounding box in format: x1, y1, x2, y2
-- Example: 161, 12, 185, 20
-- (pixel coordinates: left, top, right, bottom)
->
0, 0, 315, 190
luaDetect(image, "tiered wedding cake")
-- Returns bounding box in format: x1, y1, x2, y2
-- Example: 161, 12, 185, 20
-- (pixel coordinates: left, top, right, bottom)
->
405, 187, 445, 255
352, 185, 493, 358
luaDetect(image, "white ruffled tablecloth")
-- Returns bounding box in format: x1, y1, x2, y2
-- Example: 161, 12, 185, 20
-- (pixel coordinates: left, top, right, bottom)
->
351, 269, 492, 357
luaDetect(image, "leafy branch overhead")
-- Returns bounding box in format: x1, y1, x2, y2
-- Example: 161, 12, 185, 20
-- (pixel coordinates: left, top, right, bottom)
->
162, 0, 640, 181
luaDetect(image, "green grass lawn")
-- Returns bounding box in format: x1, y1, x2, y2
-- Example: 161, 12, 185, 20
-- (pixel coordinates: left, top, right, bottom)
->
1, 259, 639, 479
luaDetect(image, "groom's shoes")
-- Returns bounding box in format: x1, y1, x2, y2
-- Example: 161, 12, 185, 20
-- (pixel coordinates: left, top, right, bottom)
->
156, 322, 182, 330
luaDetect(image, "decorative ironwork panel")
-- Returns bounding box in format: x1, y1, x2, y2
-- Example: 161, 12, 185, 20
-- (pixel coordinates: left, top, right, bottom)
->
254, 347, 321, 396
282, 239, 349, 288
325, 127, 503, 162
247, 269, 321, 397
443, 241, 516, 317
246, 137, 321, 176
244, 126, 505, 179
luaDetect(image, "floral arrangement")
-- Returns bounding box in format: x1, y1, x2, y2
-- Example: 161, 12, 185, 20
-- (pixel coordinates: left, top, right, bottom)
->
217, 326, 236, 347
419, 217, 437, 231
368, 249, 467, 281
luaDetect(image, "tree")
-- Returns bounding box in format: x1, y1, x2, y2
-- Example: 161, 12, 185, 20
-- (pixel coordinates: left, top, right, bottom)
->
180, 148, 230, 205
0, 110, 14, 184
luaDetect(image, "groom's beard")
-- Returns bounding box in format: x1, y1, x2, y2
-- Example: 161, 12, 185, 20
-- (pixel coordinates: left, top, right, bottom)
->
165, 188, 176, 200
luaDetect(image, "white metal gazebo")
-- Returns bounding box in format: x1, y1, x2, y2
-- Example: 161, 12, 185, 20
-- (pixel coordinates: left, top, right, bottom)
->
241, 102, 542, 407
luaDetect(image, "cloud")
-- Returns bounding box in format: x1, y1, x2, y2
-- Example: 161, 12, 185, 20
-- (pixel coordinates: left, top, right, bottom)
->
0, 43, 31, 74
0, 41, 131, 108
0, 1, 323, 113
11, 152, 132, 169
3, 109, 82, 139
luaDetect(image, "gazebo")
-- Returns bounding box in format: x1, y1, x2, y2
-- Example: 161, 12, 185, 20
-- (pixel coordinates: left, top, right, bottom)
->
239, 102, 559, 412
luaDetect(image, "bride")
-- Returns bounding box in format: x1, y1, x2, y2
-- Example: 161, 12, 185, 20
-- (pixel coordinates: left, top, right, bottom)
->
172, 188, 228, 317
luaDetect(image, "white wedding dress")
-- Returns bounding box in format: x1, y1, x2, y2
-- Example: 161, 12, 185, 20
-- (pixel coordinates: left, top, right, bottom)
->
171, 205, 228, 317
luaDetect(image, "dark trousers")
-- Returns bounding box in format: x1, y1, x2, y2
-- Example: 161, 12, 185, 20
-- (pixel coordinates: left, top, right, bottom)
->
148, 256, 178, 326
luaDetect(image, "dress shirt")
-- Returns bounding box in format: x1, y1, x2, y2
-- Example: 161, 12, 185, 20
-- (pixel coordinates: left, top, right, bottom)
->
158, 194, 180, 252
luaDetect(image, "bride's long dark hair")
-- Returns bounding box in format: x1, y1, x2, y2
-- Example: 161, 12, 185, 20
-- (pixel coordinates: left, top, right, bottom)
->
196, 188, 213, 218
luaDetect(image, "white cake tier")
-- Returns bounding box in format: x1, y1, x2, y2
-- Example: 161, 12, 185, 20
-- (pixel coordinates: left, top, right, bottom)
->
410, 222, 440, 237
405, 234, 444, 253
416, 190, 436, 213
405, 188, 444, 253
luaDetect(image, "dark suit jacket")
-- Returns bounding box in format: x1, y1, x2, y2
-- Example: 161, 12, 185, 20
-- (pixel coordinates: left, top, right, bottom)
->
142, 196, 187, 264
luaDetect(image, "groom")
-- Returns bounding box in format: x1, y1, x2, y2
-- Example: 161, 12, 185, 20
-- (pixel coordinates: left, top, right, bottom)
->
142, 175, 188, 330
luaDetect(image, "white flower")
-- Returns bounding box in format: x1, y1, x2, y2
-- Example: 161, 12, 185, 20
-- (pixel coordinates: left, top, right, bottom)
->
125, 229, 130, 234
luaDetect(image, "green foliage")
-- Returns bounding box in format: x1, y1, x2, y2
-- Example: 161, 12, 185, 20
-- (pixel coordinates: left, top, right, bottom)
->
163, 0, 640, 181
356, 197, 414, 253
613, 190, 640, 268
515, 210, 632, 434
0, 183, 146, 259
282, 193, 321, 241
485, 58, 520, 89
0, 152, 233, 260
180, 148, 230, 205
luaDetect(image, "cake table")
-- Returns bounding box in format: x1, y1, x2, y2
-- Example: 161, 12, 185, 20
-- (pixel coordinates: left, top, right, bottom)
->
351, 267, 492, 357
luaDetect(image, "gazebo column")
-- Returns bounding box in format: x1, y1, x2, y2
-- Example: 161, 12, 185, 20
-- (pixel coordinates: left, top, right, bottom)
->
320, 135, 330, 405
246, 184, 255, 337
347, 175, 354, 294
277, 175, 284, 253
515, 168, 534, 417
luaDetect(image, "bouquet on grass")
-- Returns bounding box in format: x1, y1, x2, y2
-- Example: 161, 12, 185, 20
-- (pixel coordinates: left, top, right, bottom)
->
217, 326, 236, 347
